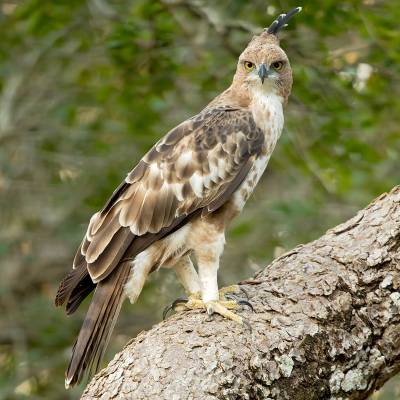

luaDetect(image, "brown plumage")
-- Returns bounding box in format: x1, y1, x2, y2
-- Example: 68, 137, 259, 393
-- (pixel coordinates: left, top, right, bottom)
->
65, 261, 131, 386
55, 7, 301, 387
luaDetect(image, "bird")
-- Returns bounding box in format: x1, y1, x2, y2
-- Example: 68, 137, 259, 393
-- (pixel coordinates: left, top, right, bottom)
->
55, 7, 302, 387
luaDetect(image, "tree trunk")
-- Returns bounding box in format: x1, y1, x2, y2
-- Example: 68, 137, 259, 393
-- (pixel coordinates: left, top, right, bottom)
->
82, 187, 400, 400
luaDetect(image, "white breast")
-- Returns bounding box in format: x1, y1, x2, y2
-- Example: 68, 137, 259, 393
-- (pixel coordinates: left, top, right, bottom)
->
251, 89, 284, 148
232, 90, 284, 211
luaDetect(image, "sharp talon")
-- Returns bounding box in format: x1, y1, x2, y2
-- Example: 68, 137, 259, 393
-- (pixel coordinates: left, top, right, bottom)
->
237, 300, 254, 312
162, 304, 176, 320
162, 304, 173, 320
162, 297, 188, 320
172, 297, 189, 307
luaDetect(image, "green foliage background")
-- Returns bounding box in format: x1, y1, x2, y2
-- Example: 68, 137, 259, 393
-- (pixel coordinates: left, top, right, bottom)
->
0, 1, 399, 398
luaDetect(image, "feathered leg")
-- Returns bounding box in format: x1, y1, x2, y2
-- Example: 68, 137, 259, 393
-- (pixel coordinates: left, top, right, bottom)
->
173, 255, 201, 297
194, 233, 244, 324
124, 250, 155, 304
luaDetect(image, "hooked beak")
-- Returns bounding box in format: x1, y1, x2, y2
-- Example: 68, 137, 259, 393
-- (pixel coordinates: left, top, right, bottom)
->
258, 63, 268, 84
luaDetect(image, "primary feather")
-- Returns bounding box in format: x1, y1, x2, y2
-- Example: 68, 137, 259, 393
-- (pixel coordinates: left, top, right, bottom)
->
55, 7, 300, 387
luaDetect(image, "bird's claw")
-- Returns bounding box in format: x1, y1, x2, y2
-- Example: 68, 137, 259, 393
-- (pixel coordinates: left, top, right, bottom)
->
237, 299, 254, 312
219, 285, 253, 312
163, 288, 253, 329
162, 297, 187, 320
205, 300, 243, 324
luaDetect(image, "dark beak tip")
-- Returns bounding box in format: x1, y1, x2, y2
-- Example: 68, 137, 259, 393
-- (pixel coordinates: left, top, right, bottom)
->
258, 64, 268, 84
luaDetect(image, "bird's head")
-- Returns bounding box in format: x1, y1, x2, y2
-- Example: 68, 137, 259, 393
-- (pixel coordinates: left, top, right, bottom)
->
233, 7, 301, 104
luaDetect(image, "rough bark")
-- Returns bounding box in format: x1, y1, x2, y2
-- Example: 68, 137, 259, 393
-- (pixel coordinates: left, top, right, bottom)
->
82, 186, 400, 400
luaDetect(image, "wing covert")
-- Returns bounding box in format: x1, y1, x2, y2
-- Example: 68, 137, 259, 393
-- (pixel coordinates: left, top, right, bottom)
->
76, 107, 265, 282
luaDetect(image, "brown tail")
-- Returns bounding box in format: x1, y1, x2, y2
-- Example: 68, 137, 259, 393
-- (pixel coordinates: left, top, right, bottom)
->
55, 261, 95, 315
65, 262, 131, 387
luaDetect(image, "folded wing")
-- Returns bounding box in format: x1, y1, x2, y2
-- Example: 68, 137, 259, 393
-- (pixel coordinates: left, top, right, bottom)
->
72, 106, 265, 284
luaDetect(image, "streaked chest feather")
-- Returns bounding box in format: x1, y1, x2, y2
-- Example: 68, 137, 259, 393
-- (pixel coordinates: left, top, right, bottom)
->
233, 92, 284, 211
232, 155, 270, 211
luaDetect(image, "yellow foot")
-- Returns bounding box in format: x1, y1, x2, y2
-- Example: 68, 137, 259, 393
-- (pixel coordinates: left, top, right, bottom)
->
163, 290, 253, 323
219, 284, 241, 300
205, 300, 243, 324
188, 291, 201, 301
173, 292, 201, 312
172, 298, 245, 324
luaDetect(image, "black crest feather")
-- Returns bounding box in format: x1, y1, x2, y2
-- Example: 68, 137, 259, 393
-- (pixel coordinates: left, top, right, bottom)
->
266, 7, 302, 36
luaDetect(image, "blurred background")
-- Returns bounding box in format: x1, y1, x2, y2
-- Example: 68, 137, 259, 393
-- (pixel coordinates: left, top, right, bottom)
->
0, 0, 399, 398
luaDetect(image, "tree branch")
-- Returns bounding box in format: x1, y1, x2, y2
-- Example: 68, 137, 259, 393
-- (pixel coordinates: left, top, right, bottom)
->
82, 186, 400, 399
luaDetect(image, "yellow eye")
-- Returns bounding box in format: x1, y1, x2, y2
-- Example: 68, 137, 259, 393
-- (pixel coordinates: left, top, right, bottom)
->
271, 61, 284, 71
244, 61, 255, 71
